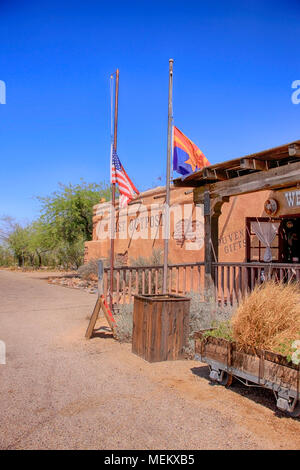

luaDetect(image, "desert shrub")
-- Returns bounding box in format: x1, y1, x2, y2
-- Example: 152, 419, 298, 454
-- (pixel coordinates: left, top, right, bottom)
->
130, 248, 162, 268
77, 257, 109, 280
231, 281, 300, 358
114, 303, 134, 343
113, 290, 234, 354
78, 258, 99, 280
202, 321, 234, 342
184, 291, 234, 357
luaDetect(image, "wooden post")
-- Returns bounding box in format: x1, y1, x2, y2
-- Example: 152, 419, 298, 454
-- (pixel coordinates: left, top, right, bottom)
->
98, 259, 104, 297
204, 191, 228, 301
163, 59, 174, 294
204, 189, 213, 298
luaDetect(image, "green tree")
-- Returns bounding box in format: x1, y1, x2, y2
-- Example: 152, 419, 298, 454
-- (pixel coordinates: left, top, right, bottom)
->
37, 181, 110, 245
0, 245, 14, 266
0, 180, 111, 269
6, 224, 31, 267
27, 220, 54, 267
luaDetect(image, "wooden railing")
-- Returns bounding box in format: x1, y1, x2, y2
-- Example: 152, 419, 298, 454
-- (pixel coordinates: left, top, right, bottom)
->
103, 262, 300, 307
212, 262, 300, 307
103, 262, 205, 305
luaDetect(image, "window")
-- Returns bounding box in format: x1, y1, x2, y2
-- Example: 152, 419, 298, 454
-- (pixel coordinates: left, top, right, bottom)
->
246, 217, 281, 262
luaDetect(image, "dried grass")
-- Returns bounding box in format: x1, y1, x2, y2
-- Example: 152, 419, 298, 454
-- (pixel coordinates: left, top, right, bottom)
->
231, 281, 300, 353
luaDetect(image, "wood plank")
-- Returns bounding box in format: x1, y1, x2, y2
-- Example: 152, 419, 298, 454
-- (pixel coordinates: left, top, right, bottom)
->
128, 269, 132, 302
202, 167, 228, 181
132, 295, 190, 362
221, 265, 224, 307
85, 296, 116, 339
240, 158, 268, 171
148, 269, 152, 294
85, 297, 102, 339
194, 160, 300, 203
101, 296, 117, 332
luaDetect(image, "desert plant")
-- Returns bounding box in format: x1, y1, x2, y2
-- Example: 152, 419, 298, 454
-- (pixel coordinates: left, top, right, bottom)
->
231, 281, 300, 358
184, 291, 234, 357
114, 303, 134, 343
113, 291, 234, 355
78, 258, 109, 280
202, 320, 234, 342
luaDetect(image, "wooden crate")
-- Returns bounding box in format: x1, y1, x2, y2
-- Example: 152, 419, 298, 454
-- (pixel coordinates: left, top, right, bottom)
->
132, 294, 190, 363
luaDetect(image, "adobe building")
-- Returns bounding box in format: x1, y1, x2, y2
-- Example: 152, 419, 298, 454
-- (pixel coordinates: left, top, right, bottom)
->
85, 140, 300, 269
174, 139, 300, 271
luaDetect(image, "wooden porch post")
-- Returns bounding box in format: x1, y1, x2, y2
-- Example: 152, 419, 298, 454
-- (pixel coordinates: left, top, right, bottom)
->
204, 189, 228, 300
204, 190, 213, 298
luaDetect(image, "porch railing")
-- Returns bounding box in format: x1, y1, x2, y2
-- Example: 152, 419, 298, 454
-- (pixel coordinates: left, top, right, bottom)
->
103, 262, 300, 307
212, 262, 300, 307
103, 262, 206, 305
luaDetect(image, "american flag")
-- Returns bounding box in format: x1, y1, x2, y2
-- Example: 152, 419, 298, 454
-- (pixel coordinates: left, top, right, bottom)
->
111, 148, 139, 207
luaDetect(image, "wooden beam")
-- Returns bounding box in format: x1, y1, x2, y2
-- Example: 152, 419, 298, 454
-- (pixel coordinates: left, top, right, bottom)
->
202, 167, 228, 181
240, 158, 268, 171
194, 160, 300, 203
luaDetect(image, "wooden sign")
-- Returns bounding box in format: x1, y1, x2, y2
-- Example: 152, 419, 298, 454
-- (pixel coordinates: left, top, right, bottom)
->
85, 295, 116, 339
85, 260, 116, 339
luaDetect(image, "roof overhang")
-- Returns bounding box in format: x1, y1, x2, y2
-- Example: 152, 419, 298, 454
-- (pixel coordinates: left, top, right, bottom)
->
173, 141, 300, 189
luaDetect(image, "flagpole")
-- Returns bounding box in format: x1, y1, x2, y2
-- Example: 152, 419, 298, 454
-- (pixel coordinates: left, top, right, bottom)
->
163, 59, 173, 294
110, 68, 119, 309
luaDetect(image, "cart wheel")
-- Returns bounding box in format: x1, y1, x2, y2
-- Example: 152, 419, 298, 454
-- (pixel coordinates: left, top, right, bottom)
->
219, 372, 233, 387
287, 401, 300, 418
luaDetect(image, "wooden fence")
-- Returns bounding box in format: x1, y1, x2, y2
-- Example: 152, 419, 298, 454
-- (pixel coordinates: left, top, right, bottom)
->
103, 262, 206, 305
212, 262, 300, 307
103, 262, 300, 307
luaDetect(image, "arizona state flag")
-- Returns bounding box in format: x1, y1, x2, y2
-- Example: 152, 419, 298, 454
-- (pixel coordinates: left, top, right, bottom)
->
173, 126, 210, 176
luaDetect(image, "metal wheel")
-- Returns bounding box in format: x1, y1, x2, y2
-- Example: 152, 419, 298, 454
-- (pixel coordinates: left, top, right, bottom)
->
219, 372, 233, 387
209, 367, 233, 387
287, 401, 300, 418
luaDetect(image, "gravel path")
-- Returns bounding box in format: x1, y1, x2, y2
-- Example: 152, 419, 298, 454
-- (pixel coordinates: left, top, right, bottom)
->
0, 269, 299, 450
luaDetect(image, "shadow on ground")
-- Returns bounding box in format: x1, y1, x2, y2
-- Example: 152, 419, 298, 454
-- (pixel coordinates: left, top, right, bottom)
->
190, 365, 300, 421
91, 326, 114, 339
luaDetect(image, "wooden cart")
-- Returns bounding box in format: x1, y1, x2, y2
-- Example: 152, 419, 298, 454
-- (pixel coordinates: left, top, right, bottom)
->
194, 330, 300, 417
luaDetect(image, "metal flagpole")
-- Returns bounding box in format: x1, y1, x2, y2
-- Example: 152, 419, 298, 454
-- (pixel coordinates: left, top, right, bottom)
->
163, 59, 174, 294
110, 68, 119, 309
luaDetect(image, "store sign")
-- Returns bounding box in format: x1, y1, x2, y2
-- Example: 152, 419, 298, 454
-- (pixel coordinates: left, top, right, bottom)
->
284, 190, 300, 208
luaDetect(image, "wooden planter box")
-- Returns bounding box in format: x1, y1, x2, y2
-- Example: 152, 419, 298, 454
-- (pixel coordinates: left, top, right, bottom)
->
132, 294, 190, 363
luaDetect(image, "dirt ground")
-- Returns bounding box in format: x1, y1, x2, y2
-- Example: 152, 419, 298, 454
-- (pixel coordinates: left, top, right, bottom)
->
0, 269, 299, 450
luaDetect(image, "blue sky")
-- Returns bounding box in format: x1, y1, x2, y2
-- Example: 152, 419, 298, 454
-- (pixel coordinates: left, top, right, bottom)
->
1, 0, 300, 222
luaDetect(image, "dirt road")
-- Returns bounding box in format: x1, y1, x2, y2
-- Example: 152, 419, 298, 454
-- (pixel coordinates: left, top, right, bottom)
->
0, 269, 299, 450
